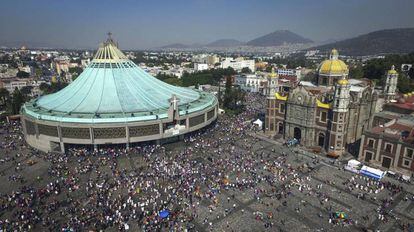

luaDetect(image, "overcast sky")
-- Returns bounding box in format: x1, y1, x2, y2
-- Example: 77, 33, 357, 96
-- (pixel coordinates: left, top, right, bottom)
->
1, 0, 413, 49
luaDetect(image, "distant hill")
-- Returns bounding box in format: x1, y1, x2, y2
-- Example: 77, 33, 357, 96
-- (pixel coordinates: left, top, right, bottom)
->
160, 43, 190, 49
246, 30, 313, 47
312, 28, 414, 56
205, 39, 244, 47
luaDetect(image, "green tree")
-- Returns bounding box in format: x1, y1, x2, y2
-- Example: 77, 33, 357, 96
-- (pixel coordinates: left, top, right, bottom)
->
408, 67, 414, 79
349, 64, 364, 79
35, 68, 43, 78
397, 74, 413, 94
223, 76, 232, 109
39, 83, 50, 93
69, 66, 83, 74
241, 67, 252, 74
9, 88, 25, 114
20, 86, 33, 97
16, 71, 30, 78
0, 88, 10, 105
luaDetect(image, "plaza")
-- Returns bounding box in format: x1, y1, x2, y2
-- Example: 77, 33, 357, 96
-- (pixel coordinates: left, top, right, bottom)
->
1, 93, 413, 231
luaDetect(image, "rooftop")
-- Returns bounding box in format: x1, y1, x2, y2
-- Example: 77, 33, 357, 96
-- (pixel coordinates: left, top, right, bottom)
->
22, 36, 217, 123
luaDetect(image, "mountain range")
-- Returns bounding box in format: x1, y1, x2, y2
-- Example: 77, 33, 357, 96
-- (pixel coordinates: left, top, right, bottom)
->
312, 28, 414, 56
160, 30, 312, 49
246, 30, 313, 47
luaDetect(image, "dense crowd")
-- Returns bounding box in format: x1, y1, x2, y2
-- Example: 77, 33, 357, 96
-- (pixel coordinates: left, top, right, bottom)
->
0, 93, 412, 231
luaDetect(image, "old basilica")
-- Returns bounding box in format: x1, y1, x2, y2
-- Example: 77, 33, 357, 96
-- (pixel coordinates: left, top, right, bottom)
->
265, 49, 398, 156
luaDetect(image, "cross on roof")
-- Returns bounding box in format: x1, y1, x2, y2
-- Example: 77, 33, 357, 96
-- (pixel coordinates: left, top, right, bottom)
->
106, 32, 115, 45
169, 94, 180, 111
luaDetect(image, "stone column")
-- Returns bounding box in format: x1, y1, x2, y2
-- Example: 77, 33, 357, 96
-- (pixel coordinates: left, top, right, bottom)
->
375, 138, 382, 162
394, 144, 402, 168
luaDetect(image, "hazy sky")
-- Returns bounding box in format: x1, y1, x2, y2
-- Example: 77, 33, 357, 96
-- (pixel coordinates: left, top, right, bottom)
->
1, 0, 413, 49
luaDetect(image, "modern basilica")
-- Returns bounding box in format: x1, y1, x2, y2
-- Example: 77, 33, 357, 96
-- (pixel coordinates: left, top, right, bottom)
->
21, 36, 218, 152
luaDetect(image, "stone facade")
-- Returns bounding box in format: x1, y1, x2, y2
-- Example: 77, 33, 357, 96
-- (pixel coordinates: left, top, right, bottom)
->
265, 50, 378, 156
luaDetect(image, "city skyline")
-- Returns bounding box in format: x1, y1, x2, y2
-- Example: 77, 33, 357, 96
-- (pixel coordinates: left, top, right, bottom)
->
1, 0, 414, 49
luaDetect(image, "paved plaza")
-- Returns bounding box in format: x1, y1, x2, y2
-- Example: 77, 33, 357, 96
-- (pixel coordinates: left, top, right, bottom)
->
0, 94, 413, 231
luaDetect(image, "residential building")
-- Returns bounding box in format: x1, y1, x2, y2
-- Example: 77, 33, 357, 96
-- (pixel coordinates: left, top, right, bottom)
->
220, 57, 255, 73
194, 63, 208, 71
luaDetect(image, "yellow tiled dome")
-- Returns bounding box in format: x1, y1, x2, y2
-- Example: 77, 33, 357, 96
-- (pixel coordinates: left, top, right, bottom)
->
318, 49, 348, 75
337, 78, 349, 86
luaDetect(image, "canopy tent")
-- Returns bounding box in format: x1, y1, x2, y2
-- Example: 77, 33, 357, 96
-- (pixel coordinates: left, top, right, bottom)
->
253, 119, 263, 128
344, 159, 362, 174
334, 211, 348, 219
360, 165, 385, 180
347, 159, 361, 167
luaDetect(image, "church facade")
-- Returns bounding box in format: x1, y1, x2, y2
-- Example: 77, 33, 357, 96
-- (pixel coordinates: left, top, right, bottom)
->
264, 49, 391, 156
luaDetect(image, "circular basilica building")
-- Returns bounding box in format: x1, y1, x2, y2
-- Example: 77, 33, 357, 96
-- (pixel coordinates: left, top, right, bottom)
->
21, 37, 218, 152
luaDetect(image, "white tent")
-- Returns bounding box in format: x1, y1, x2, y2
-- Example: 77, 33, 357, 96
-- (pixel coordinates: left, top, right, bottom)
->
344, 159, 362, 174
253, 119, 263, 128
360, 165, 385, 180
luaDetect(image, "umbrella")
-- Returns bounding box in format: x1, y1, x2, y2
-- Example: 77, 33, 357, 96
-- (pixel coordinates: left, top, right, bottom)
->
159, 210, 170, 219
335, 212, 348, 219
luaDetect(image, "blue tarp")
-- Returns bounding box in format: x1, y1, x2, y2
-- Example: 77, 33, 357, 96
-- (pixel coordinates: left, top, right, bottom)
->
159, 210, 170, 218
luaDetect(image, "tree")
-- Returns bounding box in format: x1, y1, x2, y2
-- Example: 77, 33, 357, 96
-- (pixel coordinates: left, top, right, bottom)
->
222, 76, 245, 114
241, 67, 252, 74
69, 66, 83, 75
265, 66, 273, 73
9, 88, 25, 115
349, 64, 364, 79
16, 71, 30, 78
223, 76, 233, 109
408, 67, 414, 79
0, 88, 10, 105
20, 86, 33, 97
397, 74, 413, 93
39, 83, 50, 93
35, 68, 43, 78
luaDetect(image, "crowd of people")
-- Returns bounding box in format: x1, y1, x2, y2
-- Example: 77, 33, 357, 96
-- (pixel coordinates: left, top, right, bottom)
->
0, 93, 412, 231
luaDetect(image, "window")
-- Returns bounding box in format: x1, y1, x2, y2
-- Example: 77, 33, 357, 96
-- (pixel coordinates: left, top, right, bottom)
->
384, 143, 393, 153
402, 159, 411, 168
405, 148, 414, 159
364, 151, 374, 162
320, 111, 327, 123
367, 138, 375, 148
279, 103, 285, 114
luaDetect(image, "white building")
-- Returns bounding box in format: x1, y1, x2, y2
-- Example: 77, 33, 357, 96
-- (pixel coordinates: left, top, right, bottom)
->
220, 58, 255, 73
0, 78, 46, 97
235, 74, 266, 93
192, 54, 219, 66
277, 68, 302, 79
194, 63, 208, 71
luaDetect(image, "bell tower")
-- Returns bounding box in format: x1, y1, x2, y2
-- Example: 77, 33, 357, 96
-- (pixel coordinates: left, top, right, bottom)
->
384, 65, 398, 102
329, 75, 350, 155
